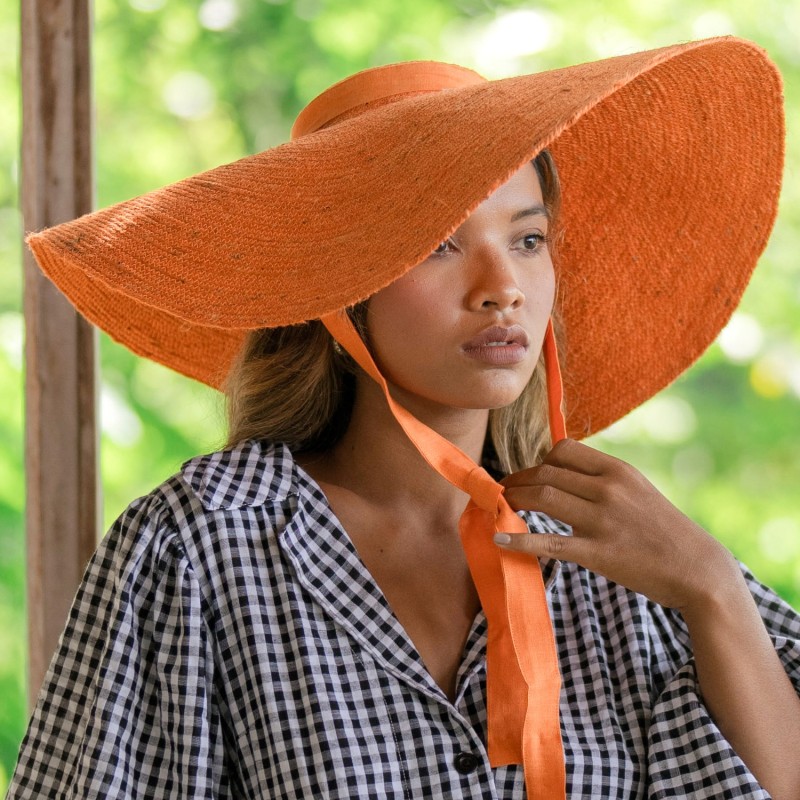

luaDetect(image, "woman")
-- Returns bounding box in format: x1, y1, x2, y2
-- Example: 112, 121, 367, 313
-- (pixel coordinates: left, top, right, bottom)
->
9, 38, 800, 798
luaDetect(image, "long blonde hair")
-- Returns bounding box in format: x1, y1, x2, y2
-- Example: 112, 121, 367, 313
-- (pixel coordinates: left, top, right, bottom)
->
225, 150, 563, 473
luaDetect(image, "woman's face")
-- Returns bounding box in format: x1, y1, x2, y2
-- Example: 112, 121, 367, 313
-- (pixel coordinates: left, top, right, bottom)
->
365, 161, 555, 416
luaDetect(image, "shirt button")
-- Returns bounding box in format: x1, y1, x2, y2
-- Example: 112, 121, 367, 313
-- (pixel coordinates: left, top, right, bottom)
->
453, 751, 481, 774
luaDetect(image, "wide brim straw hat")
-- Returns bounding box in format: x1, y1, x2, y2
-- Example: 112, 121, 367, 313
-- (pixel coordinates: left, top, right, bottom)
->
27, 35, 784, 439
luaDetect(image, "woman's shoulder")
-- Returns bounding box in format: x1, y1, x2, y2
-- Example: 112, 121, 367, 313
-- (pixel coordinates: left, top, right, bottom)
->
84, 440, 305, 619
104, 439, 301, 570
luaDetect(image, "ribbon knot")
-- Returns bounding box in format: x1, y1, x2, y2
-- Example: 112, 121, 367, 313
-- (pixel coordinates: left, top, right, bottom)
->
465, 466, 503, 513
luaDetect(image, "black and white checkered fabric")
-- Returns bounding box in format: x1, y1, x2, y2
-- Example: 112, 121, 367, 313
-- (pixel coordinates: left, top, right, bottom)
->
7, 439, 800, 798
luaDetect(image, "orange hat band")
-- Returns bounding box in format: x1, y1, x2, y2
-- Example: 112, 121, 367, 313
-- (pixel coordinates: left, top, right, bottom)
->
291, 61, 486, 139
322, 309, 568, 798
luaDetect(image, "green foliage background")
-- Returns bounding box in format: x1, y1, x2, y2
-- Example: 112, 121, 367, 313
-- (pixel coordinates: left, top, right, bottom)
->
1, 0, 799, 788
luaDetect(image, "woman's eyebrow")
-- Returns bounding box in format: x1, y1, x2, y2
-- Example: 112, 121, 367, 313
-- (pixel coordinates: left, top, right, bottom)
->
510, 204, 549, 222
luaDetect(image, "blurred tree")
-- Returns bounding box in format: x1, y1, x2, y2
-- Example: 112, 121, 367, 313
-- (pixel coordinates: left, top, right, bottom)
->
2, 0, 798, 788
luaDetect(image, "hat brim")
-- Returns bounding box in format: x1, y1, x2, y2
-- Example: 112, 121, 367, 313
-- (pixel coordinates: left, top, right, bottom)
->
27, 36, 784, 437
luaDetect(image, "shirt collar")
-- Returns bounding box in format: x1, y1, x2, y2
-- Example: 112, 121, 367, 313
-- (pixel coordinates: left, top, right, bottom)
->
181, 438, 567, 588
181, 439, 296, 510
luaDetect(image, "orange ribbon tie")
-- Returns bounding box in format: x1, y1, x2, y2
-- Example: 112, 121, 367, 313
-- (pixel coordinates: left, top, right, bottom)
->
321, 310, 567, 799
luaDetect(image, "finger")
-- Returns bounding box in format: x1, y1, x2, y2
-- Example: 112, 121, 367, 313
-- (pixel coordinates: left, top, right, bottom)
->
502, 463, 601, 502
543, 438, 618, 476
493, 531, 591, 567
502, 482, 595, 530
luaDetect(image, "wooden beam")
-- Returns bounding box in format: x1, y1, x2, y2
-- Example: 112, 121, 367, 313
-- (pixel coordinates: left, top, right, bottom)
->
21, 0, 99, 711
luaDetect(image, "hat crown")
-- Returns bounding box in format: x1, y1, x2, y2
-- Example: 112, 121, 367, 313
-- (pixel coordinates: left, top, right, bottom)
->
290, 60, 486, 140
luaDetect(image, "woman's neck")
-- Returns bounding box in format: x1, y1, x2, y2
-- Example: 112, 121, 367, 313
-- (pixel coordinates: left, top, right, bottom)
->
300, 374, 490, 522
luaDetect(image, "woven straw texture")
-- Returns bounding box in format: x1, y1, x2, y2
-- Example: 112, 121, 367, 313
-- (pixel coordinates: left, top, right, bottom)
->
26, 36, 784, 438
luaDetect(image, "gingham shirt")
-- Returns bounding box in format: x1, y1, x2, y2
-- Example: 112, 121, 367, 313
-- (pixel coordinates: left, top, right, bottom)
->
8, 439, 800, 798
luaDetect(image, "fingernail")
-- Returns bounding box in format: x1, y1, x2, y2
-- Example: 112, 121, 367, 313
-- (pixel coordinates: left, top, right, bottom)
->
494, 533, 512, 545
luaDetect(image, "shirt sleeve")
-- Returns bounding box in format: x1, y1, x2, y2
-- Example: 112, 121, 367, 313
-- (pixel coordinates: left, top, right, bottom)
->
6, 495, 230, 799
646, 562, 800, 799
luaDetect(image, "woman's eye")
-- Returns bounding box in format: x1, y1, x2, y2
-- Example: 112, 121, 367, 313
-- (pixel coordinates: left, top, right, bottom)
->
520, 233, 548, 251
432, 240, 451, 255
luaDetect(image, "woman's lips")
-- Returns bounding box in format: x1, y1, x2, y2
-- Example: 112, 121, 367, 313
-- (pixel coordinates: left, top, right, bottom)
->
462, 325, 529, 365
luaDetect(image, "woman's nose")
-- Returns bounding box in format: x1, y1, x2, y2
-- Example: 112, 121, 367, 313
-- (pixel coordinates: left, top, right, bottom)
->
465, 250, 525, 312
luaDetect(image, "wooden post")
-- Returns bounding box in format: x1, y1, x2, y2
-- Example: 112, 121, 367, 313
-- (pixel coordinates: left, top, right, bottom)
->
21, 0, 99, 710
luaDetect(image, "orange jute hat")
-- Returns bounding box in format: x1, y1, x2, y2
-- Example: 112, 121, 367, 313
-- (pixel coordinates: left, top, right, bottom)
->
27, 36, 784, 797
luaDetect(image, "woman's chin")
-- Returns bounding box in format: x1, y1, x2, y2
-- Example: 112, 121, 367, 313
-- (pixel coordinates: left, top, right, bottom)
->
465, 375, 533, 409
381, 369, 534, 418
441, 385, 530, 413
